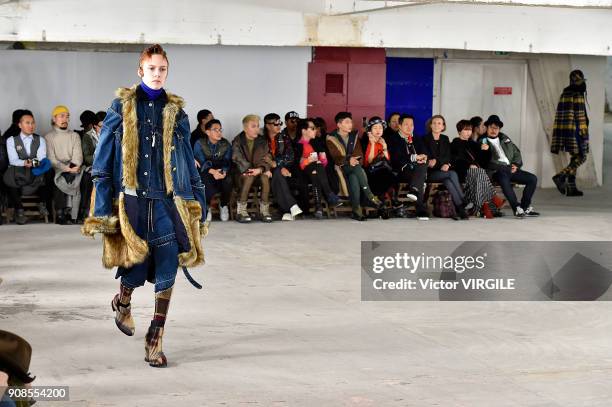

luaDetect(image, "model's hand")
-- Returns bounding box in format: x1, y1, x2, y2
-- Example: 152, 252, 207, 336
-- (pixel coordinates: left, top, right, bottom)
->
280, 167, 291, 177
416, 154, 427, 164
428, 159, 437, 168
470, 164, 478, 169
511, 164, 518, 173
250, 167, 262, 176
24, 159, 33, 168
264, 170, 272, 178
308, 155, 317, 164
481, 143, 490, 151
349, 157, 359, 167
195, 160, 201, 169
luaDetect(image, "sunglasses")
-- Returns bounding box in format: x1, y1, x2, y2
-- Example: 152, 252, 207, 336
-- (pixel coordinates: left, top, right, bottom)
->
265, 121, 283, 127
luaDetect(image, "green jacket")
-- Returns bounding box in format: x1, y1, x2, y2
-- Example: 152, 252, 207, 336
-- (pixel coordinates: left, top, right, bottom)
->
488, 133, 522, 168
82, 129, 98, 167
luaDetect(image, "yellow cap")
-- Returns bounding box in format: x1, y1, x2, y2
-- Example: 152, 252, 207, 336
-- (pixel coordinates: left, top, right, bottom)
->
52, 105, 69, 117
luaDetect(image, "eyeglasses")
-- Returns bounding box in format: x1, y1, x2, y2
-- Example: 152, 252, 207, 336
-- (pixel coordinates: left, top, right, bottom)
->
265, 121, 283, 127
210, 128, 223, 133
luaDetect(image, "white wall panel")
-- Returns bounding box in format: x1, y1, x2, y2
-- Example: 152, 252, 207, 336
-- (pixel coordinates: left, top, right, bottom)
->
0, 45, 310, 139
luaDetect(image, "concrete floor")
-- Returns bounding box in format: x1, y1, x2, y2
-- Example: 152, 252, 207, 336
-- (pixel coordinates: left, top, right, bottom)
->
1, 126, 611, 406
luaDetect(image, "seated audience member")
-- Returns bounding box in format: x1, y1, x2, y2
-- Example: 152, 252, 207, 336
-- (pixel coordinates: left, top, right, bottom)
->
387, 114, 429, 220
383, 112, 401, 143
363, 117, 395, 219
470, 116, 486, 142
327, 111, 381, 221
194, 119, 233, 222
424, 115, 469, 220
2, 110, 52, 225
232, 114, 273, 223
263, 113, 303, 221
77, 110, 97, 139
296, 118, 341, 219
282, 111, 300, 145
451, 119, 505, 219
191, 109, 213, 148
0, 330, 36, 407
483, 115, 540, 218
2, 109, 25, 141
312, 117, 340, 195
80, 111, 106, 221
45, 105, 83, 225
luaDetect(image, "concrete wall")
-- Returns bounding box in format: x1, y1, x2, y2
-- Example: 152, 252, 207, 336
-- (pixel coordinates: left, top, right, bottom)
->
2, 0, 612, 56
0, 45, 310, 138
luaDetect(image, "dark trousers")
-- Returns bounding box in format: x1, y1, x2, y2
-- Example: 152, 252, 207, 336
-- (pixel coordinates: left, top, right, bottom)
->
303, 163, 334, 199
202, 171, 233, 207
7, 184, 51, 210
365, 167, 396, 198
271, 167, 298, 212
80, 170, 94, 218
493, 166, 537, 210
342, 164, 374, 212
427, 169, 465, 207
397, 163, 428, 212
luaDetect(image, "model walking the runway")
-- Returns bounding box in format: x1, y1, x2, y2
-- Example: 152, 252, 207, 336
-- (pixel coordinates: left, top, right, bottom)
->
82, 44, 208, 367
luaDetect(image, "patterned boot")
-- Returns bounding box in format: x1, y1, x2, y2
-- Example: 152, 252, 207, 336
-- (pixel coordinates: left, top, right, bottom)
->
111, 284, 135, 336
565, 175, 584, 197
144, 286, 173, 368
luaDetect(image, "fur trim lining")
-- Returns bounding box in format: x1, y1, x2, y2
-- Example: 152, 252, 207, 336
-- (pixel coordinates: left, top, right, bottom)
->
81, 215, 120, 236
174, 197, 205, 268
116, 85, 185, 195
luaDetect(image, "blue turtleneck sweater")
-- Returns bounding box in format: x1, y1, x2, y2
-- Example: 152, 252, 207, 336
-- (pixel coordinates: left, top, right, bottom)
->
140, 81, 163, 101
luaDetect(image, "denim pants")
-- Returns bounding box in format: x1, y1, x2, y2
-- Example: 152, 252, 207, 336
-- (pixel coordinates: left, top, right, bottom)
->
116, 197, 179, 293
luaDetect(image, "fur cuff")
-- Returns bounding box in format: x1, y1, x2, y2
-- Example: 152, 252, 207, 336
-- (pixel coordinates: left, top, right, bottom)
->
200, 221, 209, 238
81, 216, 120, 237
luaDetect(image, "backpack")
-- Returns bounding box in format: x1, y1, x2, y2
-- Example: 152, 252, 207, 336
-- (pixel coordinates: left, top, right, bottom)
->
433, 190, 456, 218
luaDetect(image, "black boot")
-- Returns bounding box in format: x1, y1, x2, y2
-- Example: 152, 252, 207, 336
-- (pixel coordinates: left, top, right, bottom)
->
55, 210, 67, 225
552, 173, 567, 195
312, 186, 323, 219
565, 175, 583, 197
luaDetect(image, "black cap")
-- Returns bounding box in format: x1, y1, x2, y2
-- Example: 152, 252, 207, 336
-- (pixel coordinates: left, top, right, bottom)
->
484, 115, 504, 128
284, 111, 299, 121
334, 111, 352, 124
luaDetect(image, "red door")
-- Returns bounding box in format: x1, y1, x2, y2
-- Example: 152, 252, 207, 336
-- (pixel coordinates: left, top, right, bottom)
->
307, 47, 386, 134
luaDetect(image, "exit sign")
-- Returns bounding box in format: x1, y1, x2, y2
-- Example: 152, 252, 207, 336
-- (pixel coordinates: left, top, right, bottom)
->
494, 87, 513, 95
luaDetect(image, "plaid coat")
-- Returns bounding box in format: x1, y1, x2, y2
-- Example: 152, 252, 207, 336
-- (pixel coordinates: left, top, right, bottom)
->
551, 87, 589, 155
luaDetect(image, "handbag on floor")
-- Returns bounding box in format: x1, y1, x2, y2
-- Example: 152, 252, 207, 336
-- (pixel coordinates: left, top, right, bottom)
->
432, 190, 456, 218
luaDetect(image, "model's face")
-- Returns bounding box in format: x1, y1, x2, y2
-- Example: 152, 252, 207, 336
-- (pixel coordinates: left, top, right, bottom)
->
53, 112, 69, 129
139, 54, 168, 90
18, 115, 36, 135
487, 124, 500, 138
399, 118, 414, 135
388, 115, 400, 131
244, 120, 260, 139
301, 121, 316, 140
337, 118, 353, 133
431, 118, 445, 134
205, 124, 222, 143
370, 123, 384, 139
459, 128, 472, 140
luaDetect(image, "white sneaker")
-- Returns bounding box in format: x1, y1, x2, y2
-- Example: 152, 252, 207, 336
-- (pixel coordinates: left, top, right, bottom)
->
220, 206, 229, 222
405, 193, 418, 202
290, 204, 303, 218
206, 210, 212, 223
514, 206, 525, 219
282, 213, 294, 221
